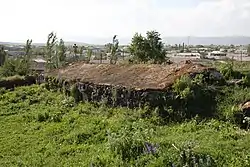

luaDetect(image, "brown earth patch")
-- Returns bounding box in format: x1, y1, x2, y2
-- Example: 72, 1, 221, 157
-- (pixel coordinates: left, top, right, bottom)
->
47, 61, 217, 90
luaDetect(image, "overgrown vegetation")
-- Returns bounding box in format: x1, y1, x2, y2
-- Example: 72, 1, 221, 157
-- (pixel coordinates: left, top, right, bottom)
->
0, 40, 33, 78
0, 85, 250, 166
129, 31, 167, 64
0, 46, 6, 66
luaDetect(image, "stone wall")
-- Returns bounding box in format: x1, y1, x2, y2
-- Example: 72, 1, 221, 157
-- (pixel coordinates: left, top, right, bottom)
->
0, 76, 36, 89
45, 76, 173, 109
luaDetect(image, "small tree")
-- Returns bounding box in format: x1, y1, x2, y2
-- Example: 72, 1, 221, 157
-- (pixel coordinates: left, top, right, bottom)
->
46, 32, 57, 69
129, 31, 166, 64
105, 43, 112, 53
79, 46, 85, 59
129, 33, 148, 62
22, 39, 33, 74
57, 39, 67, 67
25, 39, 32, 59
0, 46, 6, 66
110, 35, 119, 64
86, 48, 92, 63
146, 31, 166, 63
73, 44, 78, 60
0, 59, 17, 77
247, 44, 250, 56
100, 52, 103, 64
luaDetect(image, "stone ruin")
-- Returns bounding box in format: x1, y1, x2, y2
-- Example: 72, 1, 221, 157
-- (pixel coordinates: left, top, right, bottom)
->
46, 61, 224, 109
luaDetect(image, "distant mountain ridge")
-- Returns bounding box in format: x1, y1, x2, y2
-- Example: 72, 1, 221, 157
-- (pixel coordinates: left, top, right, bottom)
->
1, 36, 250, 46
162, 36, 250, 45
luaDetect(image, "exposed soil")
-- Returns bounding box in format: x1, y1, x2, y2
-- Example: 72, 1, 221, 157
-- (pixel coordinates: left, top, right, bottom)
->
48, 61, 216, 90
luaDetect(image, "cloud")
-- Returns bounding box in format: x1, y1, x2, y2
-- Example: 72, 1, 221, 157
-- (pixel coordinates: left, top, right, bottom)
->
1, 0, 250, 43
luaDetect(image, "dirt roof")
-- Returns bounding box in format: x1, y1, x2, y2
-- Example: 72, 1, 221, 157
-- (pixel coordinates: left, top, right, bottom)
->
48, 61, 216, 90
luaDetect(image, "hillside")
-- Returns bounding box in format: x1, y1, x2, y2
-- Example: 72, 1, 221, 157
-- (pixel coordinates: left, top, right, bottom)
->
0, 85, 250, 166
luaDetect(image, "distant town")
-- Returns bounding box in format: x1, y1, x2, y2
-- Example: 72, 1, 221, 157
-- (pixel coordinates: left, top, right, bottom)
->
1, 38, 250, 74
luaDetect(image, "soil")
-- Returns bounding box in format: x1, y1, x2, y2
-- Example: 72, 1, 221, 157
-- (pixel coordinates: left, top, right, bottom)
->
48, 61, 216, 90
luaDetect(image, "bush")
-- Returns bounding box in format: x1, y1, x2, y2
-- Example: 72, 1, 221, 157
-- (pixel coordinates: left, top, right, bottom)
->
70, 84, 82, 102
107, 120, 155, 161
172, 75, 194, 100
173, 143, 216, 167
0, 58, 30, 77
242, 73, 250, 86
171, 75, 218, 119
219, 62, 243, 80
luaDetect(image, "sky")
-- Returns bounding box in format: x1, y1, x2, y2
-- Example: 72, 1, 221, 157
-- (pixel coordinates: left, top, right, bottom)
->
1, 0, 250, 44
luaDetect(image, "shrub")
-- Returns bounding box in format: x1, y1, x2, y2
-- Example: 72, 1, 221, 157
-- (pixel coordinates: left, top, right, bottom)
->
37, 112, 50, 122
242, 73, 250, 86
70, 84, 82, 102
171, 75, 218, 119
172, 75, 194, 100
177, 143, 216, 167
107, 120, 155, 161
219, 62, 243, 80
0, 58, 30, 77
219, 62, 234, 79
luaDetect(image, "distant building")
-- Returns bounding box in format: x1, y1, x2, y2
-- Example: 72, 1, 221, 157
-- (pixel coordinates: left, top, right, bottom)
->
7, 51, 25, 58
176, 53, 201, 57
209, 51, 227, 57
30, 58, 46, 73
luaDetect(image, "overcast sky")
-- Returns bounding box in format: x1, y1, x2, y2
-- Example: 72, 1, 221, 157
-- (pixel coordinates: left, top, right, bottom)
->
1, 0, 250, 43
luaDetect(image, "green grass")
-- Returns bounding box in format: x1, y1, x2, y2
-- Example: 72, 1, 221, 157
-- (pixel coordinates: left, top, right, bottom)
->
0, 85, 250, 166
0, 75, 25, 81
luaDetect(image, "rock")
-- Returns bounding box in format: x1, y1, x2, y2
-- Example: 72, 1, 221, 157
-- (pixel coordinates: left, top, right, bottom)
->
209, 70, 224, 80
240, 101, 250, 117
227, 79, 244, 86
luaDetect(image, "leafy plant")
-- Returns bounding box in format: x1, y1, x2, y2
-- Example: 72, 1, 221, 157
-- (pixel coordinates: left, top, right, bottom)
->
129, 31, 167, 64
107, 120, 155, 161
172, 143, 216, 167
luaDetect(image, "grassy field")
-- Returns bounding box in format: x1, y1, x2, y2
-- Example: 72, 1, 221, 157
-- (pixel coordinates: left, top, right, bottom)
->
0, 85, 250, 167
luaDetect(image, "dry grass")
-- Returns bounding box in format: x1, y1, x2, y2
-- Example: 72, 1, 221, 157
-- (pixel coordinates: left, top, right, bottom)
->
48, 61, 215, 90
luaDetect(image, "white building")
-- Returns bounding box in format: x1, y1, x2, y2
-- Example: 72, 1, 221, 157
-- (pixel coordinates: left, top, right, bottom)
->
176, 52, 201, 58
209, 51, 227, 57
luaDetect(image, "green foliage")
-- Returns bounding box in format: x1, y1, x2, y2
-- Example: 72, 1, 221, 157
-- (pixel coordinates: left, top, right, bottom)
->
22, 39, 33, 74
0, 58, 31, 77
108, 120, 154, 161
110, 35, 119, 64
73, 44, 78, 61
46, 32, 57, 69
171, 74, 218, 119
175, 142, 216, 167
1, 85, 250, 166
0, 75, 25, 81
242, 73, 250, 86
57, 39, 67, 67
216, 86, 250, 122
70, 84, 82, 102
44, 32, 69, 69
86, 47, 93, 63
219, 62, 234, 79
0, 45, 6, 66
219, 62, 243, 80
0, 39, 34, 77
25, 39, 32, 58
79, 46, 85, 59
129, 31, 166, 64
247, 44, 250, 56
172, 75, 194, 100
